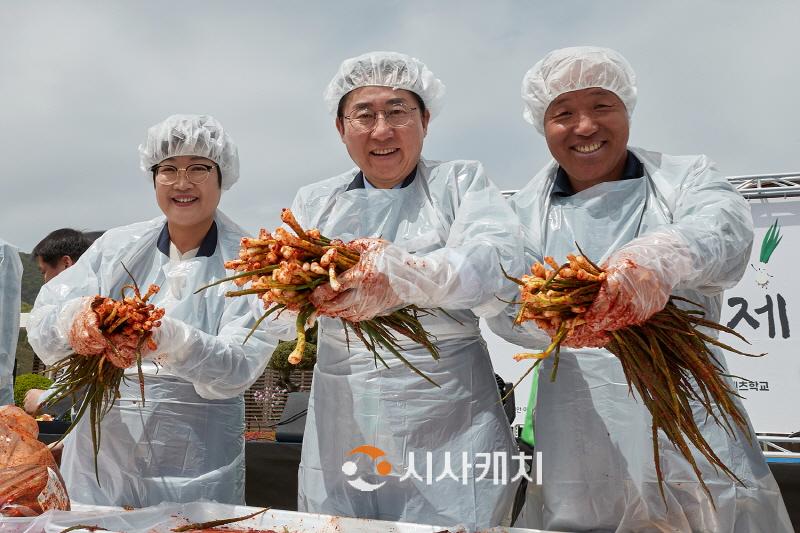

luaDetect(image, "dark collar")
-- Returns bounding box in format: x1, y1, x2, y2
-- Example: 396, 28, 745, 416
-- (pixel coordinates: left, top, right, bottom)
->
345, 166, 418, 191
552, 150, 644, 197
157, 221, 218, 258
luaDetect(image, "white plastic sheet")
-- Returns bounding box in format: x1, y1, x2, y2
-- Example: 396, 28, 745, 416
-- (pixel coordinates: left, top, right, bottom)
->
4, 502, 557, 533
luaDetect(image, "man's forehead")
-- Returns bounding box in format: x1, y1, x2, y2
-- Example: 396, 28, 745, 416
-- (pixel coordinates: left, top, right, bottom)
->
346, 87, 417, 108
550, 87, 619, 106
160, 155, 214, 164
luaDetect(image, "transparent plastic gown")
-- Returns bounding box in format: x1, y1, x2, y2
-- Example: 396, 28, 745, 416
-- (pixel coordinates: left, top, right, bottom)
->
293, 158, 523, 531
487, 147, 792, 532
27, 211, 276, 507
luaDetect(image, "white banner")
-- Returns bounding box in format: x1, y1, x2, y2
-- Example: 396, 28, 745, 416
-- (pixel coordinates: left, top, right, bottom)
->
719, 198, 800, 434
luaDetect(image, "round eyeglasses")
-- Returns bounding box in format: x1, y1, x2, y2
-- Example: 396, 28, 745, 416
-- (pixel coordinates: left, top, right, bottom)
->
344, 104, 419, 132
152, 163, 217, 186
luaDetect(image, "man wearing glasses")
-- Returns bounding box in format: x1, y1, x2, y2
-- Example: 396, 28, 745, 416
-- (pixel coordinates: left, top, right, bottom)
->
28, 115, 276, 507
290, 51, 522, 530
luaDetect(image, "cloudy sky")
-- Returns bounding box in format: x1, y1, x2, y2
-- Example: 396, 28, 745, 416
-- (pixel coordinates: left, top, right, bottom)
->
2, 1, 799, 252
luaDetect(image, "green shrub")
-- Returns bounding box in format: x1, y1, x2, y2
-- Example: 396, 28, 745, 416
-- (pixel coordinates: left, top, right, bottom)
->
13, 373, 53, 407
268, 340, 317, 370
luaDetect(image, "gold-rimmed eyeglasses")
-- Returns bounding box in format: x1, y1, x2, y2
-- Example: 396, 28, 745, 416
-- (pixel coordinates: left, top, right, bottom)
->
152, 163, 217, 186
344, 103, 419, 132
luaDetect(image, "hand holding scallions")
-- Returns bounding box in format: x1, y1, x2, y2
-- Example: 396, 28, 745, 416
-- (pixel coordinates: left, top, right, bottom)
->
199, 208, 441, 386
45, 272, 166, 481
504, 249, 764, 505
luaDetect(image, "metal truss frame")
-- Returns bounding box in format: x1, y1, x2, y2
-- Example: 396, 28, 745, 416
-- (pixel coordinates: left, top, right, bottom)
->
758, 434, 800, 461
728, 172, 800, 200
504, 172, 800, 200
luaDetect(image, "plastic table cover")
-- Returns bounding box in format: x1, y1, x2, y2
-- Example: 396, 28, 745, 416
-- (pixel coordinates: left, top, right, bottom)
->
0, 501, 560, 533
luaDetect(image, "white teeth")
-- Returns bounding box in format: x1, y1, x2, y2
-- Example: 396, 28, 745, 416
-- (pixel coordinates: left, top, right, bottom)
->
174, 197, 196, 203
574, 142, 602, 153
372, 148, 397, 155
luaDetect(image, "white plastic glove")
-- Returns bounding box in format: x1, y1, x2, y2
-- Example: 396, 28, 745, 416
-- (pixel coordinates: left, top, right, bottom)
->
144, 312, 277, 400
583, 231, 694, 334
310, 238, 403, 322
62, 296, 149, 368
64, 297, 106, 356
56, 297, 91, 342
146, 316, 189, 363
23, 389, 46, 416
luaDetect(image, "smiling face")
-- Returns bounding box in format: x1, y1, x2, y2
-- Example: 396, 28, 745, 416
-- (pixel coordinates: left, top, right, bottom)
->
154, 155, 221, 230
543, 87, 630, 193
336, 86, 429, 188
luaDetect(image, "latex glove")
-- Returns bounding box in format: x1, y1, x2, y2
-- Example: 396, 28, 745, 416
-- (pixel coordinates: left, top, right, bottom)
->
577, 257, 670, 337
147, 316, 215, 366
541, 233, 694, 348
66, 297, 142, 368
56, 297, 90, 341
585, 232, 693, 331
66, 297, 107, 356
23, 389, 46, 416
310, 238, 404, 322
146, 316, 187, 363
569, 252, 672, 338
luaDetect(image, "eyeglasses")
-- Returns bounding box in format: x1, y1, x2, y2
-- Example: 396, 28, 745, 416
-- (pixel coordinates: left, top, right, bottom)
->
152, 163, 216, 185
344, 104, 419, 132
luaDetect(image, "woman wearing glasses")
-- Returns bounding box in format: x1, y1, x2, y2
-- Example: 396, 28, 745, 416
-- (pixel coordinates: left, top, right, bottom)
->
28, 115, 276, 507
291, 52, 523, 530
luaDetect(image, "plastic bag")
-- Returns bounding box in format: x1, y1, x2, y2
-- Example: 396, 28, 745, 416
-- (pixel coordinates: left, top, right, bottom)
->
0, 405, 69, 517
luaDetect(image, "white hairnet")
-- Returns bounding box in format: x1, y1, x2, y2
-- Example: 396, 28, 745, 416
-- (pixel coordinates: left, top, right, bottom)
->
323, 51, 446, 119
522, 46, 637, 134
139, 114, 240, 190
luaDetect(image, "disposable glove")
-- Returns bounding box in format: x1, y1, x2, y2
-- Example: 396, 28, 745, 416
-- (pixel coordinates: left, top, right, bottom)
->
550, 231, 695, 350
65, 297, 145, 368
310, 238, 404, 322
147, 316, 190, 363
585, 232, 692, 334
23, 389, 46, 416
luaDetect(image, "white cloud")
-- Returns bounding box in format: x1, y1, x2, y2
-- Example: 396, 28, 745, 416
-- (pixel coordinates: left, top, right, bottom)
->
1, 1, 799, 250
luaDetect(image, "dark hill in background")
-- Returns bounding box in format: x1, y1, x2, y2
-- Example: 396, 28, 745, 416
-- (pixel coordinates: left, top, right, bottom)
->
16, 252, 43, 376
20, 252, 43, 308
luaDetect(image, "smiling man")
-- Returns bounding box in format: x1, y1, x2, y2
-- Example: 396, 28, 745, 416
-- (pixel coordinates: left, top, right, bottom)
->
290, 51, 523, 530
488, 46, 792, 532
333, 85, 428, 189
27, 115, 276, 507
543, 87, 630, 194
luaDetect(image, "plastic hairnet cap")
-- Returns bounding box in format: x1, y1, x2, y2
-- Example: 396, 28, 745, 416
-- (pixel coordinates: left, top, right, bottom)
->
323, 51, 446, 119
521, 46, 637, 134
139, 114, 240, 190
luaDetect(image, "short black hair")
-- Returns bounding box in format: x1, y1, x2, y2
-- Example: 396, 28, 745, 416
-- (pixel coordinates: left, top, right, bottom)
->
32, 229, 93, 266
336, 89, 427, 119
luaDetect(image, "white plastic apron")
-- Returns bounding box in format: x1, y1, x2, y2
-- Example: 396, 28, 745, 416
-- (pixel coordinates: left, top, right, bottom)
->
524, 175, 790, 532
297, 174, 517, 530
61, 252, 245, 507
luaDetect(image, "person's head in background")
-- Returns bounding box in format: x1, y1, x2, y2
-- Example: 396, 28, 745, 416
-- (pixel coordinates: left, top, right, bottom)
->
32, 229, 101, 282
